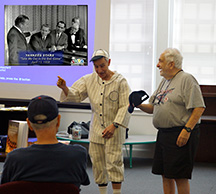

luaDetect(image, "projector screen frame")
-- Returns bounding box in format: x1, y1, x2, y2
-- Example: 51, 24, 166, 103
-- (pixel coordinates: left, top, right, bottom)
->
0, 0, 111, 101
0, 0, 96, 95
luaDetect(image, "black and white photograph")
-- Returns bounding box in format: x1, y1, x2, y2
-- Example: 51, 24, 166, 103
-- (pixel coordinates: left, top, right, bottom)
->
4, 5, 88, 66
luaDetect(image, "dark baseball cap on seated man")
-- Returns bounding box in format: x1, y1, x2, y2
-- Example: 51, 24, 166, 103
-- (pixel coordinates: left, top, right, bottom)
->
27, 95, 59, 124
90, 49, 110, 62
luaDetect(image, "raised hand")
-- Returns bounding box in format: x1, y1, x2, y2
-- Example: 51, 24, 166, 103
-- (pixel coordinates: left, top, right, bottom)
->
57, 76, 69, 96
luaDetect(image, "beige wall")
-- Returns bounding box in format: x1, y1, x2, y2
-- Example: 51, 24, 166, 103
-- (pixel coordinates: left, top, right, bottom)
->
94, 0, 111, 51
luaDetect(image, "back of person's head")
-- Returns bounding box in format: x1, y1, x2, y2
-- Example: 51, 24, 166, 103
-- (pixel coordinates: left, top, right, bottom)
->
27, 95, 59, 130
164, 48, 183, 69
72, 17, 80, 25
15, 15, 29, 26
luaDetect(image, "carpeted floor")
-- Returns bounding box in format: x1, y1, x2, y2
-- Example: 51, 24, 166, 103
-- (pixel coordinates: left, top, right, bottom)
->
80, 158, 216, 194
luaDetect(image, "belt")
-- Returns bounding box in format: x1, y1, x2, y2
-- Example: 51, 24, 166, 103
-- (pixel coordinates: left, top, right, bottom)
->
157, 124, 199, 132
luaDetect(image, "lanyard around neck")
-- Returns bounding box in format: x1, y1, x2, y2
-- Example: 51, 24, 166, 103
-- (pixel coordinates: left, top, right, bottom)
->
152, 69, 183, 105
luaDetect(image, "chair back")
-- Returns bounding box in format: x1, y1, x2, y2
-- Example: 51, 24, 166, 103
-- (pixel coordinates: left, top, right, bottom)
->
0, 181, 80, 194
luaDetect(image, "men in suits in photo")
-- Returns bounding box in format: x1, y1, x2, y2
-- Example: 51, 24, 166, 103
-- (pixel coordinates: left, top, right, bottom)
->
7, 15, 29, 65
50, 21, 68, 51
65, 17, 87, 51
29, 24, 52, 51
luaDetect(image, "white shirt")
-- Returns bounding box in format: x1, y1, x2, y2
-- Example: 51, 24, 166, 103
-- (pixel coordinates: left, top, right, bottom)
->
71, 34, 75, 44
60, 71, 131, 144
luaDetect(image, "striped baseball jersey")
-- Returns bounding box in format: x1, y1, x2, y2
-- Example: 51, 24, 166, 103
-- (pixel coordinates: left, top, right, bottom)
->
60, 71, 131, 145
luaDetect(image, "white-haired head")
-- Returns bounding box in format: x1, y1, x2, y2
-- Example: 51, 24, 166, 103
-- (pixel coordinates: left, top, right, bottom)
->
164, 48, 183, 69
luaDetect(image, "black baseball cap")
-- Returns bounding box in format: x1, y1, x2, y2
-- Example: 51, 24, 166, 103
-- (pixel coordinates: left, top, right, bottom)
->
28, 95, 59, 124
128, 90, 149, 113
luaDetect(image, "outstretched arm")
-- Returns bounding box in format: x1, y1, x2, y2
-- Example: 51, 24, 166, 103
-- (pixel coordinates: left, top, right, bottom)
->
57, 76, 69, 96
137, 103, 154, 114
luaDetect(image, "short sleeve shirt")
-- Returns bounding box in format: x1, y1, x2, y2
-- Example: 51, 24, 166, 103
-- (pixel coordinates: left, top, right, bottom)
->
149, 71, 205, 128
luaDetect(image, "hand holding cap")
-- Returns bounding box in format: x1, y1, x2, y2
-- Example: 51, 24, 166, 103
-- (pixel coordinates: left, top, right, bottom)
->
128, 90, 149, 113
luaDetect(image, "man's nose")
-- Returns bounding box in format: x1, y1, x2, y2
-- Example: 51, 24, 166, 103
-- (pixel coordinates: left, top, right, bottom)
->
97, 67, 103, 72
97, 70, 103, 74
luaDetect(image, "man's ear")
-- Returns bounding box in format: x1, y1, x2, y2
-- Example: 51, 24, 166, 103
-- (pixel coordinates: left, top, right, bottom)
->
108, 59, 111, 66
56, 115, 61, 128
26, 118, 34, 131
169, 61, 175, 69
55, 115, 61, 133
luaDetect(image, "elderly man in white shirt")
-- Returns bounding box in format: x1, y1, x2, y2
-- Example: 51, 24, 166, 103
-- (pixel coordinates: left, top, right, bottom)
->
57, 49, 130, 194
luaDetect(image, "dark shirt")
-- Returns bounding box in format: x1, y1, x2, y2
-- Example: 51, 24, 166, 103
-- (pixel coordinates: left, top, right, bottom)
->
50, 30, 68, 50
1, 143, 90, 188
65, 27, 86, 51
29, 32, 52, 51
7, 26, 28, 65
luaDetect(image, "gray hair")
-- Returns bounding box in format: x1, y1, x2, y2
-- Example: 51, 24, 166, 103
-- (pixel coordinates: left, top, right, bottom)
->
29, 115, 58, 130
164, 48, 183, 69
72, 17, 80, 25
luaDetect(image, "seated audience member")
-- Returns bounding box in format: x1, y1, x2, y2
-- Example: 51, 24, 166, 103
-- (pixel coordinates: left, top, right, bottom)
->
65, 17, 86, 51
0, 95, 90, 190
50, 21, 68, 51
29, 24, 52, 51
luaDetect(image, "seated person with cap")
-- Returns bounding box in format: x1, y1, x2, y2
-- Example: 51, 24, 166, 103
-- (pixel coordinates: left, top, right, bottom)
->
0, 95, 90, 190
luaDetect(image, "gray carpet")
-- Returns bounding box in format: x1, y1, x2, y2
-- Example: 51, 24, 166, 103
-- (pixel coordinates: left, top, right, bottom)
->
80, 158, 216, 194
1, 158, 216, 194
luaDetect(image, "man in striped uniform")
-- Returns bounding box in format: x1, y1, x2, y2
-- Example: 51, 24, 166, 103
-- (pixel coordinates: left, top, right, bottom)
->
57, 49, 131, 194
